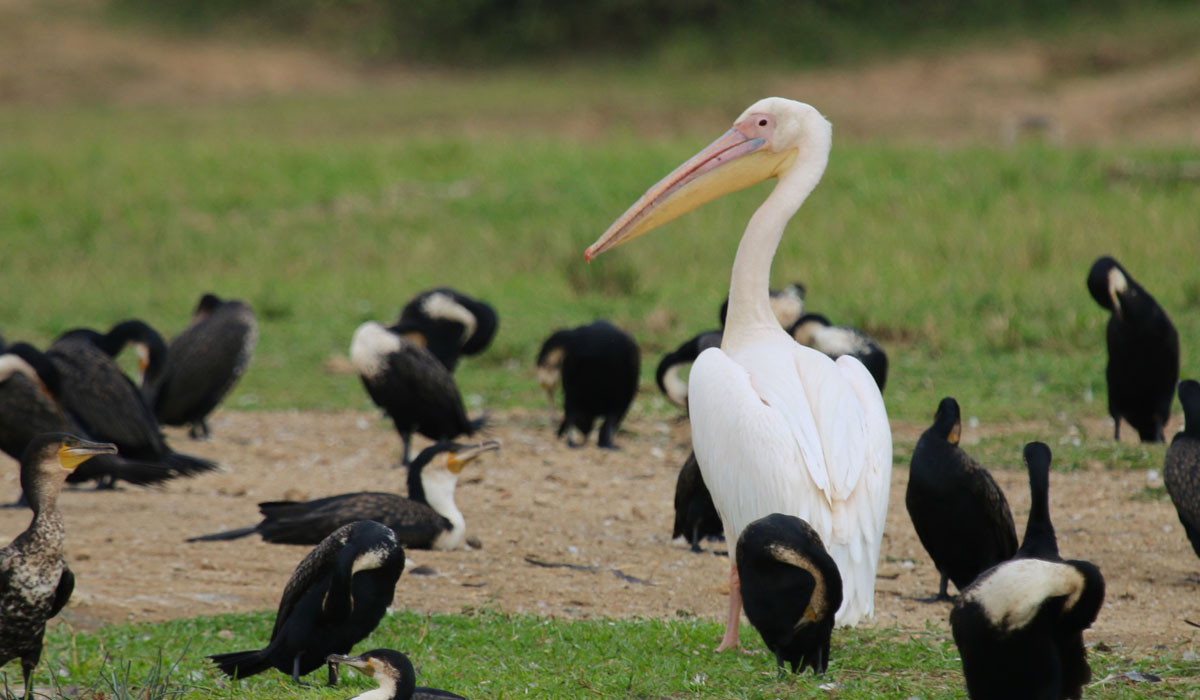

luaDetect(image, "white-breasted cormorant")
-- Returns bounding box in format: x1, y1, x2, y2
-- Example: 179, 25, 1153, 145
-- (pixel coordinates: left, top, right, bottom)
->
736, 513, 842, 675
208, 520, 405, 686
145, 293, 258, 439
672, 451, 723, 553
1165, 380, 1200, 561
536, 320, 639, 449
788, 313, 888, 392
1, 433, 116, 697
655, 330, 721, 409
351, 322, 483, 465
1087, 256, 1179, 442
950, 442, 1105, 700
906, 397, 1017, 601
397, 288, 498, 372
188, 441, 498, 550
327, 649, 467, 700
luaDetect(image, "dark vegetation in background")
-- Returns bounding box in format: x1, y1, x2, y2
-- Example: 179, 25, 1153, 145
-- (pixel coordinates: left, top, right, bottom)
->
108, 0, 1192, 66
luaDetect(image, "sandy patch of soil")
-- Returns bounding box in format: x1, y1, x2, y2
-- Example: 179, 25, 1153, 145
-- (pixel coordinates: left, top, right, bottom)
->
2, 409, 1196, 655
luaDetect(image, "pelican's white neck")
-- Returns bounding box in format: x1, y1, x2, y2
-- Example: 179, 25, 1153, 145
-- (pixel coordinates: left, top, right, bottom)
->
723, 131, 830, 347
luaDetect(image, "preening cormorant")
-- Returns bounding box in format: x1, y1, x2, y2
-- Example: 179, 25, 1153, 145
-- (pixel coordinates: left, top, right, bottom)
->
209, 520, 405, 686
397, 288, 498, 372
736, 513, 842, 675
146, 293, 258, 439
1164, 380, 1200, 561
672, 451, 723, 553
351, 321, 482, 465
188, 441, 499, 549
1087, 256, 1179, 442
906, 397, 1017, 601
655, 330, 721, 409
950, 443, 1104, 700
789, 313, 888, 392
3, 343, 209, 491
327, 649, 467, 700
1, 433, 116, 698
536, 320, 639, 449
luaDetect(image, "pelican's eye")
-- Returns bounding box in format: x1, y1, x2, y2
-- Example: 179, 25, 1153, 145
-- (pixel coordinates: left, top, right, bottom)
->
758, 119, 768, 126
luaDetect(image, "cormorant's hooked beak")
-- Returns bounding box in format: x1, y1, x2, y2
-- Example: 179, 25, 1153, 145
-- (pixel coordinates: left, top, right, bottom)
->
326, 653, 373, 673
586, 126, 796, 261
447, 440, 501, 474
58, 440, 118, 471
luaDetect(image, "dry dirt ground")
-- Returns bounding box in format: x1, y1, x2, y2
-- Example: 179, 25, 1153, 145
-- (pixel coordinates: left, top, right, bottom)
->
2, 409, 1197, 656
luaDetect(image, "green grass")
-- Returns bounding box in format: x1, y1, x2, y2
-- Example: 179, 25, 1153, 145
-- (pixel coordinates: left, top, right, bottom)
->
0, 90, 1196, 428
2, 610, 1191, 698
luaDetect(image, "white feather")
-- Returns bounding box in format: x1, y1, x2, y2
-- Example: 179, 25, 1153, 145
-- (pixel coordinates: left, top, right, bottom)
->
421, 292, 476, 343
967, 559, 1085, 632
349, 322, 402, 379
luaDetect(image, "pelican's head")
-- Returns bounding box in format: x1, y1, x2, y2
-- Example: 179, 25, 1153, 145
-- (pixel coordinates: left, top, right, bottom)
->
587, 98, 831, 261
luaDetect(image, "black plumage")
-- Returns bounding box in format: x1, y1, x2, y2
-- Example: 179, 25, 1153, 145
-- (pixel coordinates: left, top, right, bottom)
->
672, 451, 723, 553
950, 442, 1105, 700
1164, 380, 1200, 561
2, 343, 207, 492
351, 321, 482, 465
789, 313, 888, 392
208, 520, 405, 686
906, 397, 1017, 600
735, 513, 842, 675
536, 321, 639, 449
397, 288, 498, 372
655, 330, 721, 409
188, 441, 498, 550
1087, 256, 1179, 442
1, 433, 116, 698
147, 293, 258, 439
328, 649, 467, 700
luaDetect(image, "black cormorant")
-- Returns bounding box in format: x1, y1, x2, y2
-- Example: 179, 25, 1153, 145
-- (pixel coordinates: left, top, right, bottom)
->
188, 441, 499, 549
208, 520, 405, 686
536, 320, 639, 449
655, 330, 721, 409
788, 314, 888, 392
351, 321, 483, 465
906, 397, 1017, 601
1087, 256, 1179, 442
146, 293, 258, 439
1, 433, 116, 698
397, 288, 498, 372
327, 649, 467, 700
1165, 380, 1200, 562
735, 513, 842, 675
950, 442, 1105, 700
672, 452, 723, 553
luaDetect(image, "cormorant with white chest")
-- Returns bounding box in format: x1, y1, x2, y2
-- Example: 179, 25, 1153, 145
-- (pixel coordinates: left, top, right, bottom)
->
327, 649, 467, 700
906, 397, 1016, 601
209, 520, 405, 686
1, 433, 116, 698
1087, 256, 1179, 442
188, 441, 498, 549
536, 320, 639, 449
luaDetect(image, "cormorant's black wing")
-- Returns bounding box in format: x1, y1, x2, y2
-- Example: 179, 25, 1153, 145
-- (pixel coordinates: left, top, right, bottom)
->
256, 493, 402, 545
48, 565, 75, 618
152, 303, 257, 424
270, 523, 356, 639
386, 344, 473, 433
965, 459, 1018, 558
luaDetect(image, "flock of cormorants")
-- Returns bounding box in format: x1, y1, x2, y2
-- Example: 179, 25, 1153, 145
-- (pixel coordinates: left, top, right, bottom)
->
2, 99, 1198, 700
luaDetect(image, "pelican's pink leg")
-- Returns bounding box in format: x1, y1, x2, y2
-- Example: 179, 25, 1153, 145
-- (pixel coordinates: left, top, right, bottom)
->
716, 562, 741, 651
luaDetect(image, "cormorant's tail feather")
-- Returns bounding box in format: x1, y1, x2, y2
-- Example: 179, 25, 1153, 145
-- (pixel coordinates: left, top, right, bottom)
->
186, 525, 260, 542
164, 451, 220, 476
67, 455, 178, 486
208, 648, 272, 679
468, 414, 489, 432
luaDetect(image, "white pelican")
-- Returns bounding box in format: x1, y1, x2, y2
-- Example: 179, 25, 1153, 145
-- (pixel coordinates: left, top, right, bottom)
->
586, 98, 892, 649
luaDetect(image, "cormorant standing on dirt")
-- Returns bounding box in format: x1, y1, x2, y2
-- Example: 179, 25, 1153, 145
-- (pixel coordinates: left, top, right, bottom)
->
1087, 256, 1179, 442
672, 451, 723, 553
327, 649, 468, 700
1, 433, 116, 698
397, 288, 498, 372
950, 442, 1105, 700
1165, 380, 1200, 561
906, 397, 1017, 601
208, 520, 405, 686
735, 513, 843, 675
188, 441, 499, 549
536, 321, 639, 449
788, 313, 888, 392
147, 293, 258, 439
351, 321, 483, 465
